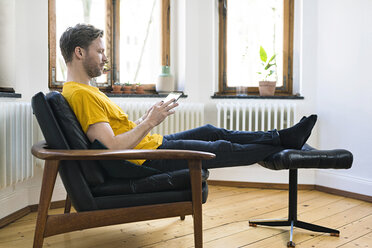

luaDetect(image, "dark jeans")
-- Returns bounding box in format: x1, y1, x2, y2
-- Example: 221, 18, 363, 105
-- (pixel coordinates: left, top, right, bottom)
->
143, 124, 285, 172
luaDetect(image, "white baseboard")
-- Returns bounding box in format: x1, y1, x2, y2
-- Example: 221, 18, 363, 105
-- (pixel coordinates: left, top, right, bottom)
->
315, 170, 372, 196
0, 171, 66, 219
208, 165, 372, 197
208, 164, 316, 184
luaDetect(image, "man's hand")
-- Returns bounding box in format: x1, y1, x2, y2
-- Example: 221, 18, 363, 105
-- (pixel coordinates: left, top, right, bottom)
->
135, 104, 154, 125
86, 99, 178, 150
144, 99, 178, 127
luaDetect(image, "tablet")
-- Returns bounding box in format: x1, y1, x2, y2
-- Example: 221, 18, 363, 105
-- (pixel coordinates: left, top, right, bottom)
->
163, 92, 182, 103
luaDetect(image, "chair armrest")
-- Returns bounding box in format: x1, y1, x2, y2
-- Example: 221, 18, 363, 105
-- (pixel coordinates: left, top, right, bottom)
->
32, 141, 215, 161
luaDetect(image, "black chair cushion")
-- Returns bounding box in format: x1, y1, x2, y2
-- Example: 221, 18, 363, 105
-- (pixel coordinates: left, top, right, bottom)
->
260, 144, 353, 170
31, 92, 98, 211
91, 169, 209, 196
94, 183, 209, 210
90, 139, 161, 179
31, 92, 70, 150
46, 91, 106, 185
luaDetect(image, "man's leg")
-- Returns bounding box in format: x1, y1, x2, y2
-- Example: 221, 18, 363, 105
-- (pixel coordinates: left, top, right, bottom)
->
143, 139, 285, 172
164, 124, 281, 146
163, 115, 317, 149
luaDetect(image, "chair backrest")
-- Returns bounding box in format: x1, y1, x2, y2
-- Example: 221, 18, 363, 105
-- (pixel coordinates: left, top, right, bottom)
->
45, 91, 106, 184
31, 92, 103, 211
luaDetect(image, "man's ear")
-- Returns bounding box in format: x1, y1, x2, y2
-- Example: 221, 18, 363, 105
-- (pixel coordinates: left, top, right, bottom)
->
74, 47, 84, 59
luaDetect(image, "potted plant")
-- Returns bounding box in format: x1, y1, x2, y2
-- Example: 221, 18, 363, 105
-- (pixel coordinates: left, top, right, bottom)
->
123, 82, 132, 94
112, 81, 122, 94
257, 46, 277, 96
135, 82, 145, 94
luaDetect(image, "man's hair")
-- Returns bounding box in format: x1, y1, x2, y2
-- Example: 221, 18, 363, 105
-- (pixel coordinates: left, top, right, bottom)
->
60, 24, 104, 63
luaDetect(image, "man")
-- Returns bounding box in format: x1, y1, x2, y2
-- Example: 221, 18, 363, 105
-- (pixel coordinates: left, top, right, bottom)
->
61, 24, 317, 172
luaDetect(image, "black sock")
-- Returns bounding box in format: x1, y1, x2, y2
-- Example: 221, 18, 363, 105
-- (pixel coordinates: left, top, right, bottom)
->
300, 116, 311, 148
278, 115, 317, 149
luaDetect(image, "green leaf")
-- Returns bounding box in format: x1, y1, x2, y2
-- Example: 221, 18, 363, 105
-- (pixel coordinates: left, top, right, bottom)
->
259, 46, 267, 63
268, 54, 276, 64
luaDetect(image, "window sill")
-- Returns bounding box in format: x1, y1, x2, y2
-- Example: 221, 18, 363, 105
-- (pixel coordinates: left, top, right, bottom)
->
106, 92, 187, 98
211, 94, 304, 100
0, 92, 22, 98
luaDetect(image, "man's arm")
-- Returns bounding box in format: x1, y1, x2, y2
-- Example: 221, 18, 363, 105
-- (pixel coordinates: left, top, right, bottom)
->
86, 100, 178, 149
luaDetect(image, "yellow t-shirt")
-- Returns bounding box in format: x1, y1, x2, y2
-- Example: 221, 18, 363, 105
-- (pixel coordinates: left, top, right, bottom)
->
62, 81, 163, 165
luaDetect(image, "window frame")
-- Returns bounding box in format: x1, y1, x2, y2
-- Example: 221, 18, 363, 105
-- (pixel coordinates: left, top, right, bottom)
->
48, 0, 170, 93
217, 0, 294, 96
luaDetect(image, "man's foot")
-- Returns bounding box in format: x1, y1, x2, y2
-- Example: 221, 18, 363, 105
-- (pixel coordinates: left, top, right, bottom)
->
299, 116, 312, 147
278, 115, 317, 149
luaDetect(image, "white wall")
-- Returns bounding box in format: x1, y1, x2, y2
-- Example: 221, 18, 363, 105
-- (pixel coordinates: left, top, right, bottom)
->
0, 0, 371, 219
0, 0, 49, 98
0, 0, 64, 220
0, 0, 16, 88
314, 0, 372, 196
13, 0, 49, 100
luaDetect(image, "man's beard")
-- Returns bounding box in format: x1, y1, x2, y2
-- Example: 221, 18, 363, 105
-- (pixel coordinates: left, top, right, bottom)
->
83, 58, 102, 78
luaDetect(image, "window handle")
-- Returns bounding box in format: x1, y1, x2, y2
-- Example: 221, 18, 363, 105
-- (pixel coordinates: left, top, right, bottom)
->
222, 0, 227, 18
52, 67, 56, 85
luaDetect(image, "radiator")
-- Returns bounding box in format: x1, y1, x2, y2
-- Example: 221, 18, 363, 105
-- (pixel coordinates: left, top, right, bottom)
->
115, 101, 205, 135
217, 102, 296, 131
0, 102, 41, 189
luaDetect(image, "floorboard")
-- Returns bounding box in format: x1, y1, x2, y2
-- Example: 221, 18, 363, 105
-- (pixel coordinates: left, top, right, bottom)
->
0, 186, 371, 248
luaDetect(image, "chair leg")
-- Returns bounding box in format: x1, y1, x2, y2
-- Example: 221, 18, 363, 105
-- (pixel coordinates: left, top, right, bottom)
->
295, 220, 340, 236
287, 220, 295, 247
249, 219, 291, 227
180, 215, 186, 220
188, 159, 203, 248
64, 194, 71, 214
33, 160, 59, 248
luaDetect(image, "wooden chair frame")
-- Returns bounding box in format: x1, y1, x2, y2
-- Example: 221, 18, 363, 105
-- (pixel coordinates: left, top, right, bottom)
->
31, 141, 215, 248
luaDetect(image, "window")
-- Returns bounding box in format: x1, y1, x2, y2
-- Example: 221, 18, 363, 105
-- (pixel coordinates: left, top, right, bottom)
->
48, 0, 170, 93
217, 0, 294, 96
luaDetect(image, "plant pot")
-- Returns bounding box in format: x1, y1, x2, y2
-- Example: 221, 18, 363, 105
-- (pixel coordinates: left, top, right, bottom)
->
259, 81, 276, 96
135, 85, 145, 94
123, 85, 132, 94
112, 85, 122, 94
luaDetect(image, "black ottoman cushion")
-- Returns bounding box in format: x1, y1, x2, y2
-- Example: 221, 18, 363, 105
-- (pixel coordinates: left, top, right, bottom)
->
259, 144, 353, 170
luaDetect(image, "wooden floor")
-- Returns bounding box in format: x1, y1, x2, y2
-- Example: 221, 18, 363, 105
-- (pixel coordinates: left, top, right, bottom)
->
0, 185, 371, 248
